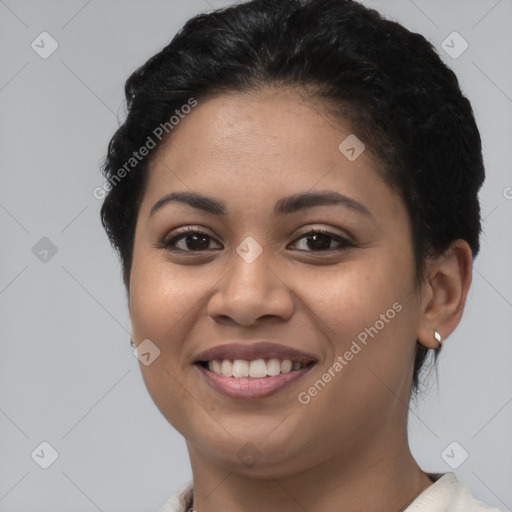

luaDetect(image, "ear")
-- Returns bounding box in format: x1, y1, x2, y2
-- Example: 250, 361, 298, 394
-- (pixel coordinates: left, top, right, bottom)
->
417, 239, 473, 349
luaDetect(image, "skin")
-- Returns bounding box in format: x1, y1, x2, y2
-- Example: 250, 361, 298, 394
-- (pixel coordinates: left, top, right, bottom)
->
128, 88, 473, 512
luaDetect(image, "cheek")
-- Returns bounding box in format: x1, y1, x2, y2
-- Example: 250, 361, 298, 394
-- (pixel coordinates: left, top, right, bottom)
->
128, 258, 204, 434
308, 255, 411, 344
301, 244, 416, 375
129, 254, 200, 348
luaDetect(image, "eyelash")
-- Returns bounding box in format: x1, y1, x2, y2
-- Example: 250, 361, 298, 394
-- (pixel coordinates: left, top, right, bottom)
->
155, 227, 355, 254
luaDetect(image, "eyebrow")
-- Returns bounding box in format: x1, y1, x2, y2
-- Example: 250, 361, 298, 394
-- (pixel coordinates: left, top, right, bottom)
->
149, 190, 374, 220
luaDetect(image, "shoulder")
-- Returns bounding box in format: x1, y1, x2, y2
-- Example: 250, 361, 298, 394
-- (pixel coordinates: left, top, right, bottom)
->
157, 480, 194, 512
405, 472, 503, 512
159, 474, 503, 512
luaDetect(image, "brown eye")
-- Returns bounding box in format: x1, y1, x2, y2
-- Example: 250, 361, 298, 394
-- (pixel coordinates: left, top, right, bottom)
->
288, 230, 354, 252
156, 228, 354, 254
159, 229, 222, 253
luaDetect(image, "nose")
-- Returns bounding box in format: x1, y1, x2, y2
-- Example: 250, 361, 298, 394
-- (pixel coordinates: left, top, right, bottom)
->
207, 244, 294, 327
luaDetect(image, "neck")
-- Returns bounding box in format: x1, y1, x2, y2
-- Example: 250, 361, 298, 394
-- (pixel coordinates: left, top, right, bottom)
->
185, 425, 433, 512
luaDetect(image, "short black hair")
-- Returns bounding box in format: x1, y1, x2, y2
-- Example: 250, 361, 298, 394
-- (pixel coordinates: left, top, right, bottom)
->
100, 0, 485, 397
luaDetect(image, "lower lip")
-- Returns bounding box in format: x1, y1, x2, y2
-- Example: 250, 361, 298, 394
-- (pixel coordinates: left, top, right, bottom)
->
196, 364, 315, 399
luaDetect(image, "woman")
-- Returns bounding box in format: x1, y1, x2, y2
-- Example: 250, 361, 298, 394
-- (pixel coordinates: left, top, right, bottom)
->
100, 0, 501, 510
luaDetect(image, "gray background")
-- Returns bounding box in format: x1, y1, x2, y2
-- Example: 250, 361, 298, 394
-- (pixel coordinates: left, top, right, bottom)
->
1, 0, 511, 510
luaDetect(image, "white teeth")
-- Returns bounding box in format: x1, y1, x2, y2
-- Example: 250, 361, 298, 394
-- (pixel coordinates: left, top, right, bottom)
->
212, 360, 222, 374
205, 358, 309, 378
249, 359, 267, 378
266, 358, 281, 376
221, 359, 233, 377
280, 360, 293, 373
232, 359, 249, 378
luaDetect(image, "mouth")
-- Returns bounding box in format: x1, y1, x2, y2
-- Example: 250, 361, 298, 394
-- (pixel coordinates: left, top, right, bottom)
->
195, 360, 316, 399
195, 358, 315, 378
192, 342, 318, 399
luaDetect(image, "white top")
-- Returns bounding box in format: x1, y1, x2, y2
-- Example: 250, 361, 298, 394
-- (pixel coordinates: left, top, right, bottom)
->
157, 472, 503, 512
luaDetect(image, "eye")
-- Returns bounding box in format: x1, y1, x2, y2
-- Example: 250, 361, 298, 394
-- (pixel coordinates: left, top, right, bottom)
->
155, 227, 355, 254
157, 228, 222, 253
288, 229, 355, 253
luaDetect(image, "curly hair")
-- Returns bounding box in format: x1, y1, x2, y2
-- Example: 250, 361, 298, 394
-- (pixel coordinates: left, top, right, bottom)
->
99, 0, 485, 397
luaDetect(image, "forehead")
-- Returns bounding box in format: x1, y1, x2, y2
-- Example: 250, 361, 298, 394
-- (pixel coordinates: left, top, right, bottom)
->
139, 89, 399, 221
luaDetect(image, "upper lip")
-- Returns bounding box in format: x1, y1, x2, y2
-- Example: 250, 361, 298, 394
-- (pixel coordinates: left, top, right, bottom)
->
193, 341, 318, 364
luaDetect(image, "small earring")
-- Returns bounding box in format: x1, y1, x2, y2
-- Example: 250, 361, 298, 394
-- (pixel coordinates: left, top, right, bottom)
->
130, 338, 136, 348
433, 330, 442, 346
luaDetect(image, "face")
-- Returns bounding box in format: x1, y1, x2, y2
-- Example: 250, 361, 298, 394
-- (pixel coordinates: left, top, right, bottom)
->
128, 88, 425, 477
